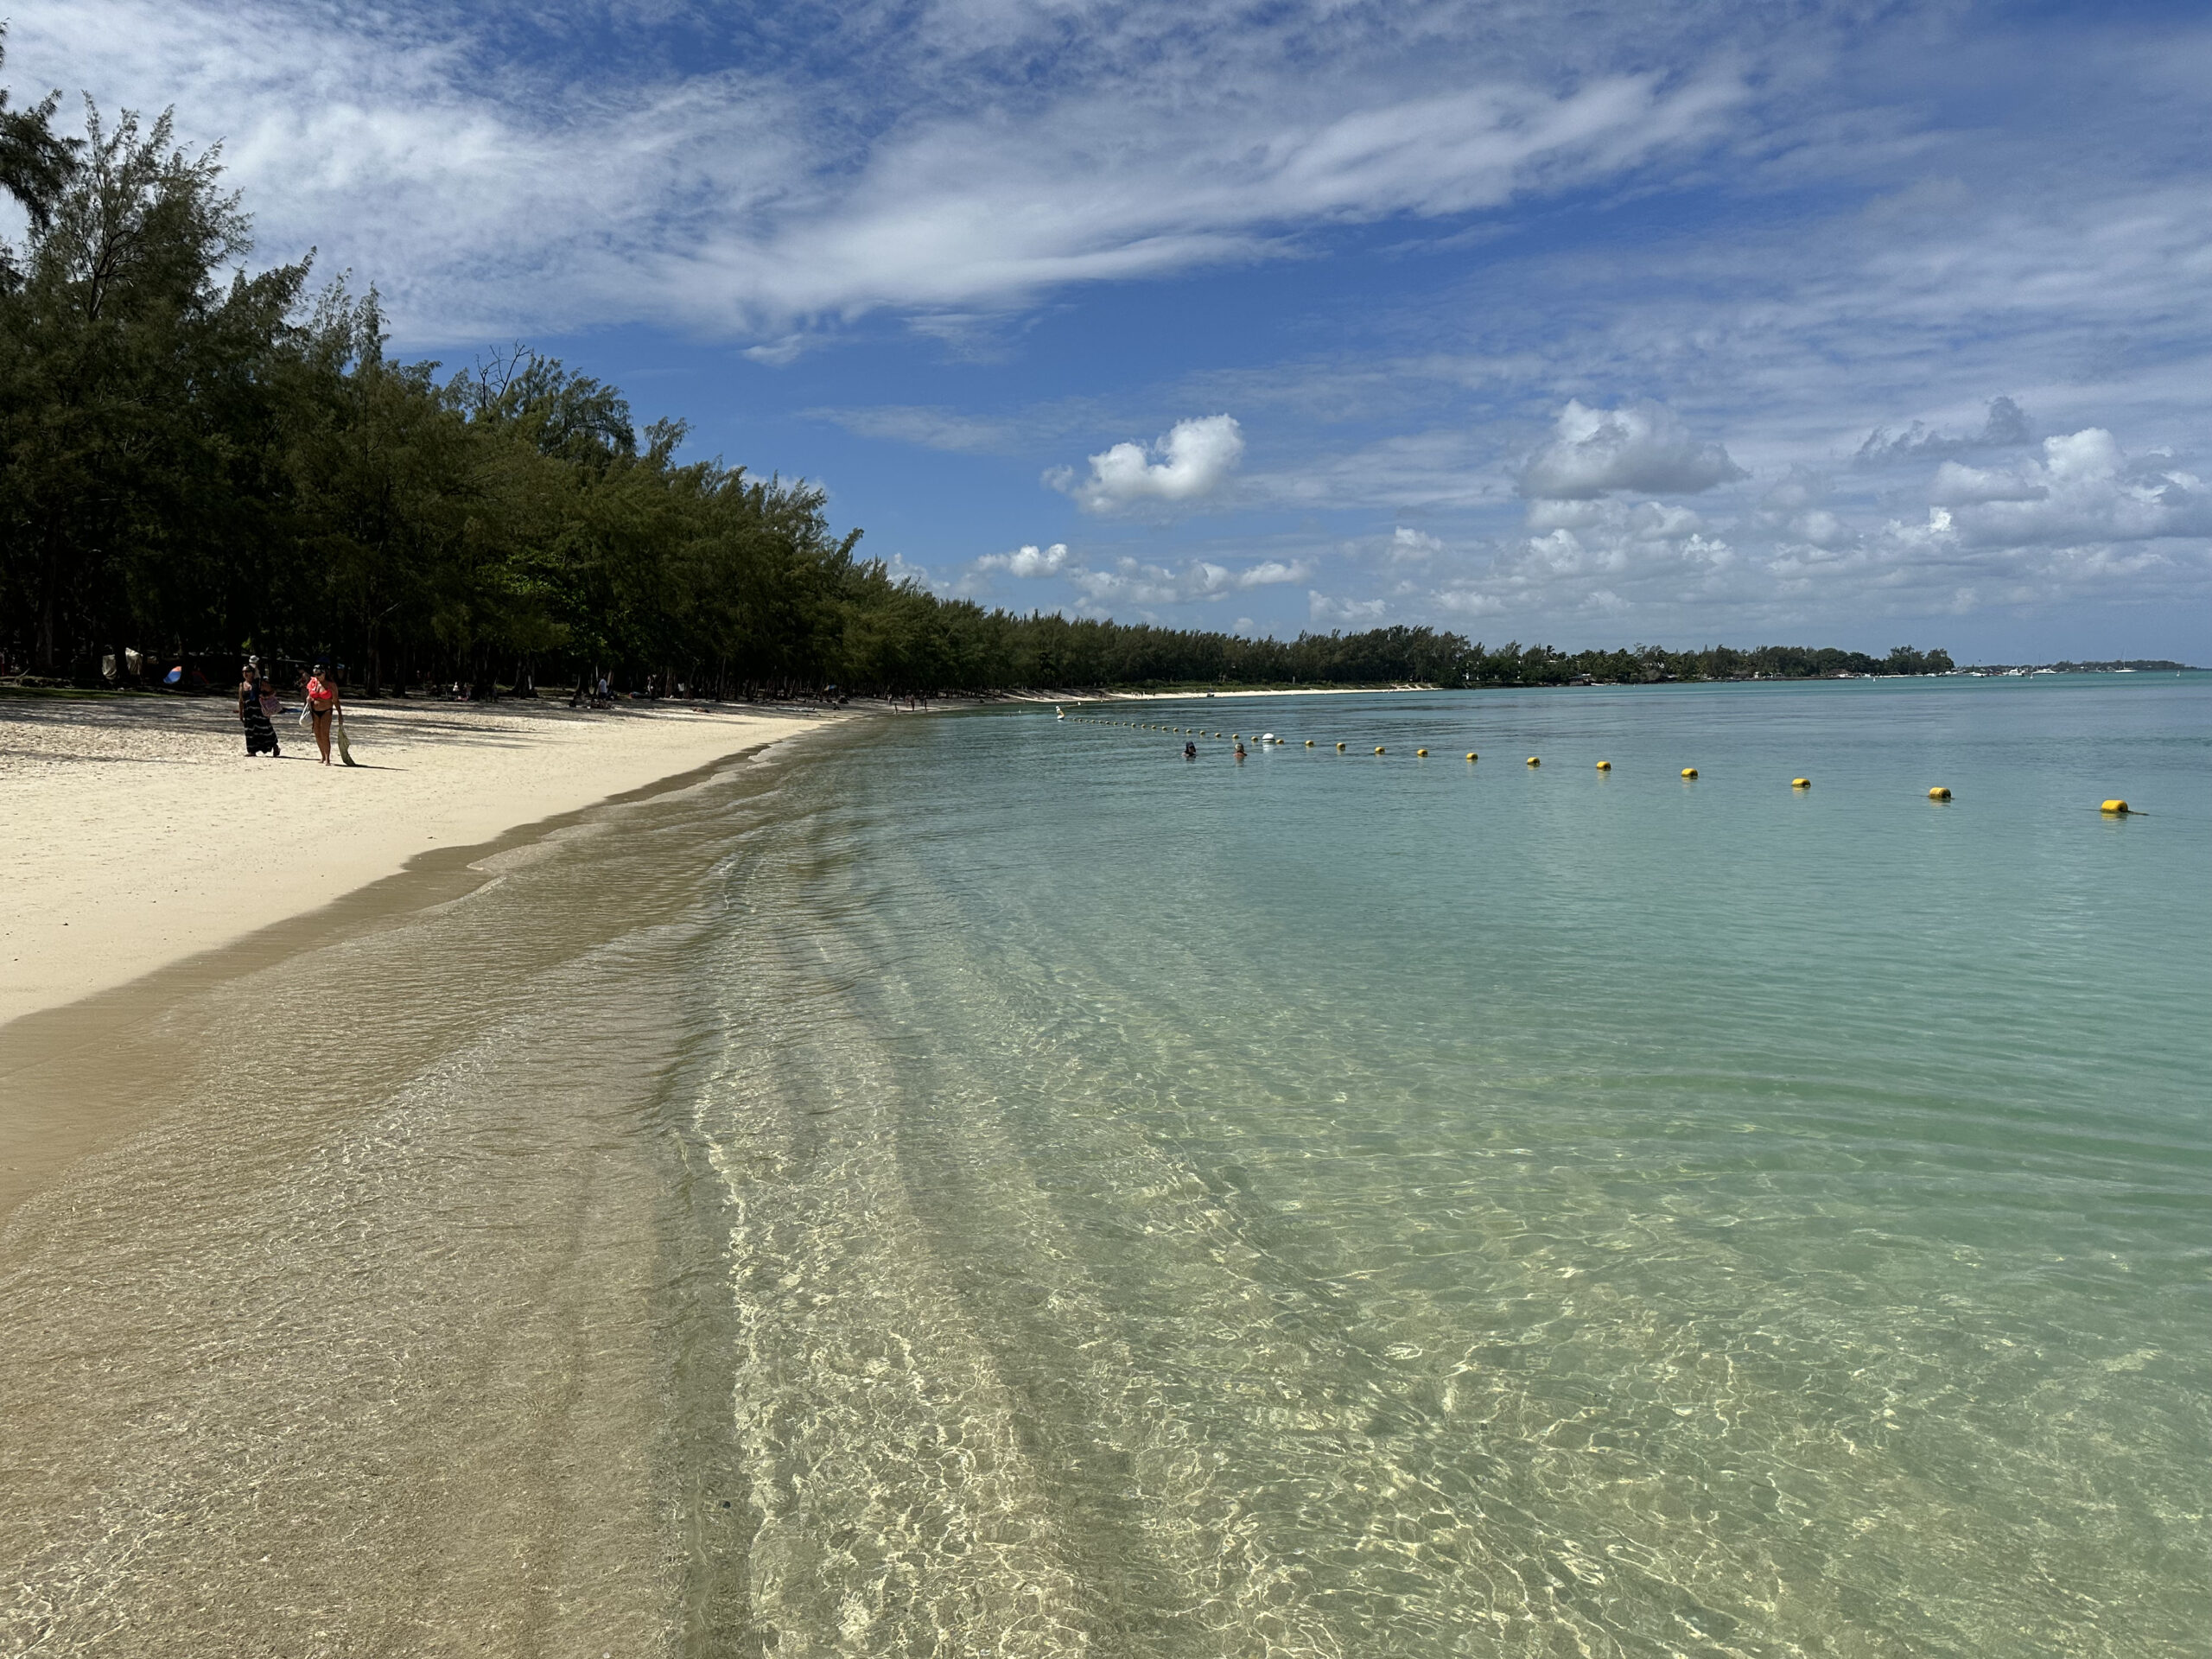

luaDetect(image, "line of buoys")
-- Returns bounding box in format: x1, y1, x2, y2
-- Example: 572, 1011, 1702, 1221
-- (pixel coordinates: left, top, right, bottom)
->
1071, 727, 2137, 822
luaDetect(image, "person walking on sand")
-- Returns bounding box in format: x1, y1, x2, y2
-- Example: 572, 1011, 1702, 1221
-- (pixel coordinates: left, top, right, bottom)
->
238, 664, 280, 757
304, 662, 341, 765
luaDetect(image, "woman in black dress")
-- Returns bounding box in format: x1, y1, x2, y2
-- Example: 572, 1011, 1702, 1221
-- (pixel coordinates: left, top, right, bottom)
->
239, 664, 280, 757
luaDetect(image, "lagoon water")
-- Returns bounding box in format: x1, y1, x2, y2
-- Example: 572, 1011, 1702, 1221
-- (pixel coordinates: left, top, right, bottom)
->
690, 675, 2208, 1656
3, 675, 2205, 1656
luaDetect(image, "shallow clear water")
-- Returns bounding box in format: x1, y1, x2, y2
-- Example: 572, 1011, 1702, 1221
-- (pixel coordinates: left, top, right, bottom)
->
689, 676, 2209, 1656
3, 677, 2205, 1657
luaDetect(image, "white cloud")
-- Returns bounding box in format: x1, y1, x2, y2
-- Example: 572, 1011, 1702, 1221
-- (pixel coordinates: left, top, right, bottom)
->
6, 2, 1749, 341
1308, 590, 1391, 625
1051, 416, 1244, 513
809, 405, 1025, 454
1069, 553, 1310, 607
1523, 497, 1707, 539
1933, 429, 2210, 548
976, 542, 1071, 577
1520, 401, 1747, 500
880, 552, 939, 591
1858, 396, 2033, 463
1928, 461, 2046, 507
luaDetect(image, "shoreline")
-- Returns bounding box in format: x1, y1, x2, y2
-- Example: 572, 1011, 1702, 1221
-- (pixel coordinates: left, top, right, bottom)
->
0, 693, 832, 1032
0, 707, 840, 1232
0, 740, 815, 1649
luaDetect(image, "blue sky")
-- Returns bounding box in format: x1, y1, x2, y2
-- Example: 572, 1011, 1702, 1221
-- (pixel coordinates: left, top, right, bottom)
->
12, 0, 2209, 658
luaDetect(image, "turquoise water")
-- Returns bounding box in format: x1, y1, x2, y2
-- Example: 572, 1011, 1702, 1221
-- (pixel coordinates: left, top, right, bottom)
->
680, 674, 2209, 1656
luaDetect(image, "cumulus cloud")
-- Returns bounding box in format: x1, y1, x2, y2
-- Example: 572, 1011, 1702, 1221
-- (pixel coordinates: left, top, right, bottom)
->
1929, 429, 2209, 547
1927, 461, 2046, 507
880, 553, 940, 591
1309, 591, 1392, 625
1858, 397, 2033, 464
1519, 401, 1746, 499
976, 542, 1071, 577
1050, 416, 1245, 513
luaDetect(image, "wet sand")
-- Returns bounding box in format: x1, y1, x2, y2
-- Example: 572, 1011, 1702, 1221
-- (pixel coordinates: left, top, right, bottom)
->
0, 721, 815, 1656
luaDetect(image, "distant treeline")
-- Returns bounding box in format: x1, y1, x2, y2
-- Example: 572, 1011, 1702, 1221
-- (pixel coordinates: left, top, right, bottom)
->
0, 54, 1953, 701
1960, 660, 2196, 674
965, 630, 1953, 689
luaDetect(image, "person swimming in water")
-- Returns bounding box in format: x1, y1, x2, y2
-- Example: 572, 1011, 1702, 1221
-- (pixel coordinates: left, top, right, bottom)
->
1234, 741, 1248, 760
1184, 741, 1198, 759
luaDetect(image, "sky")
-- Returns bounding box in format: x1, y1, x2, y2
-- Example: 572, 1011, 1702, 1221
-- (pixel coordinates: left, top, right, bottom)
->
9, 0, 2209, 660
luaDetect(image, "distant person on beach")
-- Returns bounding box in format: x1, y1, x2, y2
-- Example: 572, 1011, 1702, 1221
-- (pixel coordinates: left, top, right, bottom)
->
238, 664, 279, 758
304, 663, 341, 766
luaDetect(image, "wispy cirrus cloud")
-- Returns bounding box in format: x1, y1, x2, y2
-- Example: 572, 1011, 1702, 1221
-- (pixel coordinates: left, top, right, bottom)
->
807, 404, 1025, 454
5, 0, 1753, 342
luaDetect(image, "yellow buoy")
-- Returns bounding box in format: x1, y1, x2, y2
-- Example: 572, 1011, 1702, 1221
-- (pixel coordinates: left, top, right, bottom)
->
1336, 741, 1347, 751
1305, 739, 1315, 747
1375, 746, 1386, 754
1415, 748, 1428, 757
2101, 798, 2129, 814
1595, 760, 1611, 771
1681, 767, 1698, 779
1526, 756, 1540, 766
1465, 752, 1478, 762
1792, 777, 1810, 789
1929, 786, 1952, 800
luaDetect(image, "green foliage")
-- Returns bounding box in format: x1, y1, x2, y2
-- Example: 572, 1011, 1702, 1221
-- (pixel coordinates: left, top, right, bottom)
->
0, 29, 78, 268
0, 72, 1955, 698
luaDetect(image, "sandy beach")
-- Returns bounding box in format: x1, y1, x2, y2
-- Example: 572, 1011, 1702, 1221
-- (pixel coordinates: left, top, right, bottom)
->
1, 692, 843, 1654
0, 692, 827, 1031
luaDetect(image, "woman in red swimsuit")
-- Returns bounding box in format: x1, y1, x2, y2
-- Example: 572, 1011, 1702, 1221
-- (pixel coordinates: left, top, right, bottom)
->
304, 663, 341, 766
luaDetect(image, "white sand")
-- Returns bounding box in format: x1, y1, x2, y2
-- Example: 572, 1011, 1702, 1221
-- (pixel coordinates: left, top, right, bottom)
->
0, 694, 828, 1028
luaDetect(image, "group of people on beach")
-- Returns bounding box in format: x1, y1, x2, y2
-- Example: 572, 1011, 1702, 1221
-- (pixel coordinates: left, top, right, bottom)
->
237, 660, 345, 764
